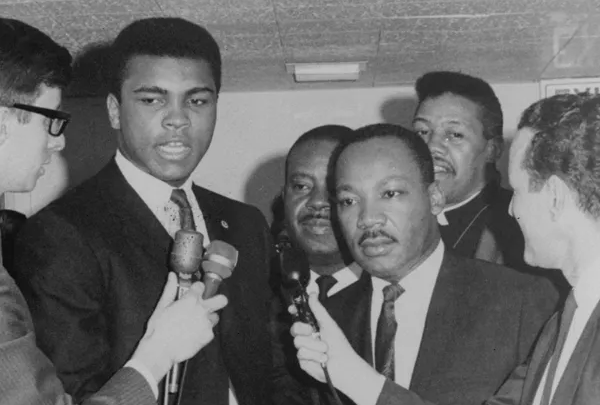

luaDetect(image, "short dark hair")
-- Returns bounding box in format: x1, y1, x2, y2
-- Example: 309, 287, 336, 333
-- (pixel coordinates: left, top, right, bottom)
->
284, 124, 353, 179
0, 18, 72, 109
329, 123, 434, 195
415, 71, 504, 147
108, 17, 222, 99
518, 93, 600, 217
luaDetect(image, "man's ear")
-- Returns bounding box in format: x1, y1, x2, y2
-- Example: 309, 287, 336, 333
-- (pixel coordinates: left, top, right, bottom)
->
428, 180, 446, 215
486, 137, 504, 163
545, 175, 568, 221
106, 94, 121, 130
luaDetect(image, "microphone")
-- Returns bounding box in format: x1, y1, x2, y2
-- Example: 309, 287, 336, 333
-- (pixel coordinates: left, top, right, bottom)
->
276, 233, 319, 332
166, 229, 204, 396
201, 240, 238, 299
276, 233, 343, 405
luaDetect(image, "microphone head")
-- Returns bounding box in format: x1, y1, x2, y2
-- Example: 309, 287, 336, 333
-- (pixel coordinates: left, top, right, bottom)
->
276, 234, 310, 289
170, 230, 204, 275
201, 240, 238, 279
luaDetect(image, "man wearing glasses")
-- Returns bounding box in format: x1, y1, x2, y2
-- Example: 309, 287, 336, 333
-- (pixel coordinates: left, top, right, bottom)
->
0, 17, 227, 405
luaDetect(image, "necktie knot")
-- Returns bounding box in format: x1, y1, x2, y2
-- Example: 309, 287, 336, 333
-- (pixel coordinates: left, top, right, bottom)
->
170, 189, 195, 231
383, 283, 404, 303
316, 275, 338, 302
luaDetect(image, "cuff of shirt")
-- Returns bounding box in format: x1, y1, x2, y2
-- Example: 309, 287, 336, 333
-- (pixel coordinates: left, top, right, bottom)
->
124, 359, 159, 399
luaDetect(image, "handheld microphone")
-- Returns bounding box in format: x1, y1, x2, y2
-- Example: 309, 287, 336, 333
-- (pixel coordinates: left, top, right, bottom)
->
276, 233, 343, 405
276, 234, 319, 331
201, 240, 238, 299
166, 229, 204, 396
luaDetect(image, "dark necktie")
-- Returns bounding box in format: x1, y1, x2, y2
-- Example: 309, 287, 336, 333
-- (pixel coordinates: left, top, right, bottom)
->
170, 189, 196, 231
539, 290, 577, 405
316, 275, 338, 303
375, 283, 404, 380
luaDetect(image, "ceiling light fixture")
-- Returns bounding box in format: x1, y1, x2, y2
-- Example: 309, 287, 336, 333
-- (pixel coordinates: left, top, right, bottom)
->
285, 61, 367, 82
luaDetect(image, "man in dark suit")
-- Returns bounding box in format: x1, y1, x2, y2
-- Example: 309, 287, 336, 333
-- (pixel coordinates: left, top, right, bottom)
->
272, 125, 369, 405
411, 71, 568, 297
290, 123, 559, 405
0, 17, 227, 405
13, 17, 273, 405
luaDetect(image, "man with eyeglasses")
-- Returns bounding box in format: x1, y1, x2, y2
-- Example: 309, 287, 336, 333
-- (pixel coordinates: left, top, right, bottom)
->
0, 17, 227, 405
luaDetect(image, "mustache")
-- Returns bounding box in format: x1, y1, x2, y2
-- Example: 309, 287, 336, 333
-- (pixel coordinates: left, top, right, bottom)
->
359, 230, 396, 244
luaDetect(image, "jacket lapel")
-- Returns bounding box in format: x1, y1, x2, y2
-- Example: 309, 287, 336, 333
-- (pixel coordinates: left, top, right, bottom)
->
410, 252, 463, 391
99, 159, 172, 271
551, 300, 600, 405
324, 270, 374, 365
520, 313, 559, 405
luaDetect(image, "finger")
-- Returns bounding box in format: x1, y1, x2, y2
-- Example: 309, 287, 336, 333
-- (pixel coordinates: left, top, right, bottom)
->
207, 313, 220, 326
297, 347, 328, 364
154, 273, 178, 311
188, 281, 206, 295
288, 304, 298, 316
308, 293, 336, 326
290, 322, 314, 337
204, 295, 228, 312
294, 335, 328, 352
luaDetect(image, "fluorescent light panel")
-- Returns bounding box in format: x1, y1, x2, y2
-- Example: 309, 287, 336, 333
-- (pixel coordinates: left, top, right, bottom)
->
286, 62, 367, 82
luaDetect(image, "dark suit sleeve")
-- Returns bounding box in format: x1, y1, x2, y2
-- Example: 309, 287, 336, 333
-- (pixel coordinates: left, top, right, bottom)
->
13, 210, 112, 401
0, 263, 155, 405
374, 379, 437, 405
484, 360, 529, 405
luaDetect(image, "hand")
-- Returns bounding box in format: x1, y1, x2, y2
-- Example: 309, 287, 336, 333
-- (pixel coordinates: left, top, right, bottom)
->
131, 272, 228, 382
290, 293, 361, 385
291, 293, 386, 405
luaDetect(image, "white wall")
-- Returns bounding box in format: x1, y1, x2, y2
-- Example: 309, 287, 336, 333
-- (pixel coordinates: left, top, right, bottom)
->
5, 82, 541, 222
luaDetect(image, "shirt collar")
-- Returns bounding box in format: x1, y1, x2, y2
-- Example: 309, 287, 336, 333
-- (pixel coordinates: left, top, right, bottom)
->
115, 150, 194, 210
572, 256, 600, 311
437, 189, 483, 226
372, 240, 445, 292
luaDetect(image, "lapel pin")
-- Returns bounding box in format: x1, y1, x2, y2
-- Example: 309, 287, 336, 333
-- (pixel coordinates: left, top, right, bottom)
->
221, 220, 229, 229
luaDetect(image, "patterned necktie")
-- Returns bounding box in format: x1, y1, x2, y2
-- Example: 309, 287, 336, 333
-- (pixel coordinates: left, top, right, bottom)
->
170, 189, 196, 231
540, 290, 577, 405
375, 283, 404, 380
316, 275, 338, 303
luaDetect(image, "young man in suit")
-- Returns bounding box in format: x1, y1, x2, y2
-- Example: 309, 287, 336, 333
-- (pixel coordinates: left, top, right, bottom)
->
0, 17, 227, 405
290, 123, 559, 405
13, 17, 274, 405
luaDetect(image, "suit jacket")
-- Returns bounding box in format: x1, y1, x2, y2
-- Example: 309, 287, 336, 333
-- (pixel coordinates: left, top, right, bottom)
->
12, 159, 274, 405
339, 252, 559, 405
0, 256, 153, 405
487, 295, 600, 405
440, 181, 569, 299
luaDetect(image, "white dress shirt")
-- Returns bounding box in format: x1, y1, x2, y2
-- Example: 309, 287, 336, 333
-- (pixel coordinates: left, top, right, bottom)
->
437, 189, 483, 226
370, 241, 444, 388
532, 258, 600, 405
115, 151, 238, 404
306, 262, 362, 298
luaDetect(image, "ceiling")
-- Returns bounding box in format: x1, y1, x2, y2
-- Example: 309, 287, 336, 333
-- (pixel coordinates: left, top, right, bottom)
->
2, 0, 599, 94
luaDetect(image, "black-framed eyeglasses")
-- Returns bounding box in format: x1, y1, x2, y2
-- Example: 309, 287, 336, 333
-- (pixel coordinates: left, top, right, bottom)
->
11, 103, 71, 137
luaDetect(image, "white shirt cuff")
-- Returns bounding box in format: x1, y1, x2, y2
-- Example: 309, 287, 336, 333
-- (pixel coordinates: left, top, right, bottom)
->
124, 359, 159, 399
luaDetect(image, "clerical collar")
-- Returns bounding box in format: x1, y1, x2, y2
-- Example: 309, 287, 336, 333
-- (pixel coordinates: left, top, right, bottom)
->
437, 188, 483, 226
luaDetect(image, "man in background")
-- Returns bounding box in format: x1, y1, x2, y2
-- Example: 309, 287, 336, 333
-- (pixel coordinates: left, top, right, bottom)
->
14, 17, 274, 405
273, 124, 367, 404
0, 17, 226, 405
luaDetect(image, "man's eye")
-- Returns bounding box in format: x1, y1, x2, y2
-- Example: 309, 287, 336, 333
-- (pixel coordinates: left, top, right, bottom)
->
415, 129, 429, 137
337, 197, 355, 207
140, 98, 159, 105
190, 98, 207, 106
448, 132, 464, 140
383, 190, 403, 199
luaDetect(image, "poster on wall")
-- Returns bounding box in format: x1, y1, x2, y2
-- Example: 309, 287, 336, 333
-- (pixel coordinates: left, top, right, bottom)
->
539, 77, 600, 99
